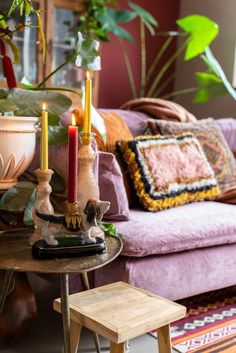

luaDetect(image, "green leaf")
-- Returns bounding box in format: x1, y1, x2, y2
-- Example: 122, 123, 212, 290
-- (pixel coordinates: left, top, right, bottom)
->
0, 89, 8, 99
48, 125, 68, 145
200, 47, 236, 100
100, 221, 122, 238
177, 14, 219, 60
8, 0, 20, 16
7, 88, 72, 117
128, 2, 158, 35
76, 33, 101, 70
19, 1, 24, 16
0, 18, 8, 29
48, 114, 60, 126
193, 72, 228, 103
0, 98, 18, 113
7, 0, 33, 17
98, 8, 136, 42
94, 28, 109, 41
24, 0, 33, 17
23, 188, 37, 225
51, 168, 66, 193
0, 181, 35, 212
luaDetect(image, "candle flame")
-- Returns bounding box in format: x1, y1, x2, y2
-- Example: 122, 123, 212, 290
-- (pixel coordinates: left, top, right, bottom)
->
42, 103, 47, 111
86, 70, 90, 80
71, 113, 76, 126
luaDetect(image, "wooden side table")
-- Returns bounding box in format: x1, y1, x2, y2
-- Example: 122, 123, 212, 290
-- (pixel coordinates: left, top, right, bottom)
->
0, 228, 123, 353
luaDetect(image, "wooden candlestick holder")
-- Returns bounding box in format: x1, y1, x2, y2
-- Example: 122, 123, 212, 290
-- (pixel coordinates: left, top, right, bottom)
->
29, 168, 54, 245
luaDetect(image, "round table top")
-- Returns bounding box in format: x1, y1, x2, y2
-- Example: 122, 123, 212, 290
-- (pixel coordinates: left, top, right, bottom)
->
0, 228, 123, 274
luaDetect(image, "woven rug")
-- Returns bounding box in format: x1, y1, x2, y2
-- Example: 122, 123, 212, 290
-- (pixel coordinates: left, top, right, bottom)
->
170, 286, 236, 353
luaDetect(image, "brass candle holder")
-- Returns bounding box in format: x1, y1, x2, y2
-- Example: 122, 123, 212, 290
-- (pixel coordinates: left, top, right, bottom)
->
65, 201, 81, 229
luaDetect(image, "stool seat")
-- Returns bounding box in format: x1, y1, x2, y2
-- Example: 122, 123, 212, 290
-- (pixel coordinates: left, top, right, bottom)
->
54, 281, 186, 353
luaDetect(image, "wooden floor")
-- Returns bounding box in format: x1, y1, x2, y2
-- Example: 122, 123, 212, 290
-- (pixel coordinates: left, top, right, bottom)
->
2, 274, 180, 353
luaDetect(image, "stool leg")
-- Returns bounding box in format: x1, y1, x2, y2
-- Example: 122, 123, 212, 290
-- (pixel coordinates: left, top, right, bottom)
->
110, 342, 125, 353
79, 272, 101, 353
70, 320, 82, 353
157, 324, 172, 353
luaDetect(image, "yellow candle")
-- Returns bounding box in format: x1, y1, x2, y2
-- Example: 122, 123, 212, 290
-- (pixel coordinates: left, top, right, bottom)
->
83, 70, 92, 134
40, 103, 48, 170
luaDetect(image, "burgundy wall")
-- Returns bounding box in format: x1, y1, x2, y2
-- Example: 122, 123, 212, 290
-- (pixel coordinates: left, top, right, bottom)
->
98, 0, 181, 108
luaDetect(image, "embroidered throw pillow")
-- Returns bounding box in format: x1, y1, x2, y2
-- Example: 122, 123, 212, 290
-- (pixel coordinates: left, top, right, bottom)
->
148, 118, 236, 192
116, 134, 220, 212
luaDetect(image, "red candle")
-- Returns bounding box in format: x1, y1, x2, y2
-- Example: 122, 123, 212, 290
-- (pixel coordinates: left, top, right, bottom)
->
68, 114, 78, 203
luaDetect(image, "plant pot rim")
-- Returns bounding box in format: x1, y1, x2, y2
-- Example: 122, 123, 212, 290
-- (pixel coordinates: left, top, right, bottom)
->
0, 116, 38, 122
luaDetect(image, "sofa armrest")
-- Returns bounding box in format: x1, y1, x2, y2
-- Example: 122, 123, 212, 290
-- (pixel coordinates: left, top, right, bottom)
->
216, 118, 236, 154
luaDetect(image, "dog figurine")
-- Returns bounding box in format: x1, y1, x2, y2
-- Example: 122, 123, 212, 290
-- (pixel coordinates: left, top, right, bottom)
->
35, 199, 110, 246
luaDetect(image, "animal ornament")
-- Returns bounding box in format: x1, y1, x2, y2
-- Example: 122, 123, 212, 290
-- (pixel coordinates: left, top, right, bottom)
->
35, 199, 110, 246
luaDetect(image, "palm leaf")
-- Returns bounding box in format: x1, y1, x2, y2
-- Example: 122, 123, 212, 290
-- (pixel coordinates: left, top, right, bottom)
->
128, 2, 158, 35
7, 88, 72, 116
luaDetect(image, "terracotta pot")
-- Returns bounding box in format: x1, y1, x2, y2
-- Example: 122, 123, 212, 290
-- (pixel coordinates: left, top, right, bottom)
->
0, 116, 38, 192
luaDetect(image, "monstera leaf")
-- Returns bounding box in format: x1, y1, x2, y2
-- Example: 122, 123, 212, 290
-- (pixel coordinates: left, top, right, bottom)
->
0, 181, 35, 212
97, 8, 137, 42
0, 88, 72, 116
75, 32, 101, 71
177, 14, 219, 60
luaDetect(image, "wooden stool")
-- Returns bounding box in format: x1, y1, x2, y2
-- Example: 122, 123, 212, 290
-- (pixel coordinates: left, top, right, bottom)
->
53, 281, 186, 353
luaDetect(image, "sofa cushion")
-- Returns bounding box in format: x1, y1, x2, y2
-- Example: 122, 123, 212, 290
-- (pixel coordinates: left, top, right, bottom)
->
216, 118, 236, 153
148, 118, 236, 193
71, 108, 133, 152
116, 133, 220, 212
114, 201, 236, 257
98, 151, 129, 221
99, 109, 151, 137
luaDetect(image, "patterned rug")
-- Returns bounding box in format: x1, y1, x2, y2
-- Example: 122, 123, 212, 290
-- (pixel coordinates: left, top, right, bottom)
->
170, 286, 236, 353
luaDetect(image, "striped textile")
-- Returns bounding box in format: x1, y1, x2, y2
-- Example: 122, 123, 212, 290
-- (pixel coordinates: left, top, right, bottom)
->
171, 287, 236, 353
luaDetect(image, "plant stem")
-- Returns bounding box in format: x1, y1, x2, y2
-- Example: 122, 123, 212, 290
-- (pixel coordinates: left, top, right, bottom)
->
146, 36, 173, 85
161, 86, 198, 100
36, 52, 77, 89
140, 20, 146, 97
146, 38, 189, 97
118, 38, 137, 99
153, 72, 176, 97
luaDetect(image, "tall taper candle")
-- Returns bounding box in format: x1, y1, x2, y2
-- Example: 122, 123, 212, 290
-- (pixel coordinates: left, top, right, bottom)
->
68, 113, 78, 203
40, 103, 48, 170
83, 70, 92, 135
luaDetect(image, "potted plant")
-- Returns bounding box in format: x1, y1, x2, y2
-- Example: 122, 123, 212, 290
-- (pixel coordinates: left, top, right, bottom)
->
0, 2, 73, 191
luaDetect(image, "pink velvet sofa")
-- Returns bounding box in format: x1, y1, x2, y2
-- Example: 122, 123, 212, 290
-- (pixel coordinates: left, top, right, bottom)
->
92, 112, 236, 301
54, 110, 236, 301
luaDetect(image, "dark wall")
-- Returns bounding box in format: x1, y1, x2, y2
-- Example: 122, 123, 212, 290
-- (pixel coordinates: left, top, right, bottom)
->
98, 0, 181, 108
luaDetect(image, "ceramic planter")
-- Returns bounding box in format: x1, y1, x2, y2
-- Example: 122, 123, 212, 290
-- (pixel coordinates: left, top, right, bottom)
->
0, 116, 38, 192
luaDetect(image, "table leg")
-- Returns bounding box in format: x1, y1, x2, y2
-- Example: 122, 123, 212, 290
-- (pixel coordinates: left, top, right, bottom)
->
60, 273, 71, 353
0, 270, 14, 314
79, 272, 101, 353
